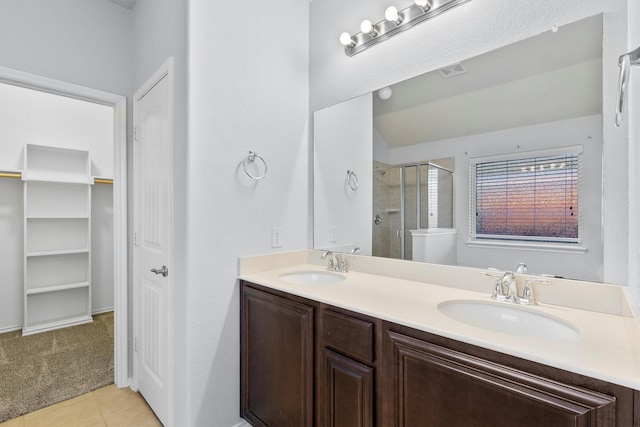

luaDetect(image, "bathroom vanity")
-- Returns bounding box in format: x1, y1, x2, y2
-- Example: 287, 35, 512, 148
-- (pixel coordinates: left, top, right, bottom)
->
239, 251, 640, 427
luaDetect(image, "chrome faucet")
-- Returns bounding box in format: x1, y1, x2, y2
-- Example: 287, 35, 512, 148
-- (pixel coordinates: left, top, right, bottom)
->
321, 250, 348, 272
491, 271, 519, 303
322, 250, 338, 271
489, 270, 550, 305
516, 262, 528, 274
519, 277, 551, 305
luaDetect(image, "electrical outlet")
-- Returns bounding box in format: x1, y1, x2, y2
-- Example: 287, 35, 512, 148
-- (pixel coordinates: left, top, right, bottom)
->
272, 227, 283, 248
329, 225, 337, 243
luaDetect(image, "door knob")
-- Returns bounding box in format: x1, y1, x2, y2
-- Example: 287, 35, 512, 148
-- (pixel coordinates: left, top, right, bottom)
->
151, 265, 168, 277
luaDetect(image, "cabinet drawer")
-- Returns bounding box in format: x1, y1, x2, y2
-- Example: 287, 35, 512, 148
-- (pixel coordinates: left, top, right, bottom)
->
323, 311, 373, 364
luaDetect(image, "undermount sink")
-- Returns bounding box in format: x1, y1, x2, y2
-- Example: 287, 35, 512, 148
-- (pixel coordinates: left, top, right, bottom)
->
438, 300, 580, 340
279, 270, 345, 285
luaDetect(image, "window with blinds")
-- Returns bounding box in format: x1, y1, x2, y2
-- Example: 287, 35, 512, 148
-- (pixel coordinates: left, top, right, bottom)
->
470, 149, 582, 244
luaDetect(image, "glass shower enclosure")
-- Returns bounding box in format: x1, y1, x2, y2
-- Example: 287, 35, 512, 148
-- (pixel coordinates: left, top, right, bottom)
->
372, 159, 454, 260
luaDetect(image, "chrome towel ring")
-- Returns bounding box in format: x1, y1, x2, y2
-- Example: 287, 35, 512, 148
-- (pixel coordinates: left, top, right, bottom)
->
347, 169, 359, 191
243, 151, 268, 180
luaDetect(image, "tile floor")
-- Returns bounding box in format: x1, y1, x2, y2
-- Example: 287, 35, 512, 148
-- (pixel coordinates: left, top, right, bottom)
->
0, 384, 161, 427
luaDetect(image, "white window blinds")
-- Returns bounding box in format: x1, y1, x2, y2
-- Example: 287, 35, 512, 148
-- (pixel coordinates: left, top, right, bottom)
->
470, 148, 583, 244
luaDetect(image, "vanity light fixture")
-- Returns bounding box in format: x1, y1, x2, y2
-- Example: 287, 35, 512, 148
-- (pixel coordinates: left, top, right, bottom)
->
385, 6, 403, 25
360, 20, 378, 37
339, 32, 356, 48
414, 0, 433, 12
340, 0, 472, 57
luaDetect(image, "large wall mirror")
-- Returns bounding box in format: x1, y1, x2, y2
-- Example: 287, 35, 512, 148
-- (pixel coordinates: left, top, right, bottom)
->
313, 14, 624, 283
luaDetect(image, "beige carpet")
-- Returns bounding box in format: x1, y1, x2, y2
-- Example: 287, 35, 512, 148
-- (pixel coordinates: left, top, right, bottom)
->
0, 312, 114, 423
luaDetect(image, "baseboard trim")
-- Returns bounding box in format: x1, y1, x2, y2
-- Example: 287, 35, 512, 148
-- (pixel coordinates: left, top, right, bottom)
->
0, 325, 22, 334
0, 309, 114, 335
113, 377, 134, 390
92, 307, 114, 315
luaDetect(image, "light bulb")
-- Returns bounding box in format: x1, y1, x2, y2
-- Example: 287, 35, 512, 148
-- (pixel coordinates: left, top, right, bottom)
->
339, 32, 355, 47
385, 6, 402, 24
378, 86, 393, 100
414, 0, 432, 11
360, 20, 377, 36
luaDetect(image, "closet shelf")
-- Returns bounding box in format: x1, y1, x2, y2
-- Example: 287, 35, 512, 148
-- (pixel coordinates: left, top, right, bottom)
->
26, 281, 90, 295
26, 215, 90, 220
22, 174, 92, 185
22, 314, 93, 336
26, 249, 89, 258
24, 144, 90, 184
23, 144, 92, 335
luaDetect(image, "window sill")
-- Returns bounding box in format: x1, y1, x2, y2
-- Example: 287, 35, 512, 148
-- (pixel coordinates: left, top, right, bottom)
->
465, 240, 588, 254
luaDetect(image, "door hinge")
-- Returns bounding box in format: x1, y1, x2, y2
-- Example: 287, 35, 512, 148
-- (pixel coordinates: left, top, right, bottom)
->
134, 232, 138, 247
134, 337, 138, 352
134, 126, 139, 141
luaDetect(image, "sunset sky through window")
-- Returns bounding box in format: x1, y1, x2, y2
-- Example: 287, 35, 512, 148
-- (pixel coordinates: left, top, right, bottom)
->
475, 154, 579, 242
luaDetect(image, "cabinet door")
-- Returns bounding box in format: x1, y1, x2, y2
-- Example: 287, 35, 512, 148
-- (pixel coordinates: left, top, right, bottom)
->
385, 331, 616, 427
322, 348, 374, 427
241, 284, 314, 427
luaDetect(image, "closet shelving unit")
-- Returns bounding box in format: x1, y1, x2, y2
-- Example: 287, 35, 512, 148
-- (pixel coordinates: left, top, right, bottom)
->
22, 144, 93, 335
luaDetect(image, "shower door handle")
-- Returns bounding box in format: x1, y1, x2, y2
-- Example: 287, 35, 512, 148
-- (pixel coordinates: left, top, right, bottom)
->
151, 265, 168, 277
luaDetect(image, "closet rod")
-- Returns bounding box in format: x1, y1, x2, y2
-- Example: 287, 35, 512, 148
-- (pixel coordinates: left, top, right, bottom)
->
0, 172, 21, 179
94, 178, 113, 184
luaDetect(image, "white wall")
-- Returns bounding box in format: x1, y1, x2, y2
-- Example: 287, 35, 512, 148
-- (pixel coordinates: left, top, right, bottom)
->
314, 94, 373, 254
0, 180, 23, 331
0, 83, 114, 176
388, 115, 603, 282
188, 0, 309, 424
310, 0, 629, 285
92, 184, 115, 313
0, 0, 132, 98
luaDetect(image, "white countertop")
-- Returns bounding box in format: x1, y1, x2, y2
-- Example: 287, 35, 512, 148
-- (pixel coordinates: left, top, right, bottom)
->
239, 251, 640, 391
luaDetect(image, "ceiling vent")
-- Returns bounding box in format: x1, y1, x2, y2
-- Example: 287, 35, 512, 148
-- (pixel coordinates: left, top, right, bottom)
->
438, 63, 467, 78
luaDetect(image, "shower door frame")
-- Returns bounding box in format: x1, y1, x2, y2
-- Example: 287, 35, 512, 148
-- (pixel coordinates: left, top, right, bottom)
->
397, 161, 455, 261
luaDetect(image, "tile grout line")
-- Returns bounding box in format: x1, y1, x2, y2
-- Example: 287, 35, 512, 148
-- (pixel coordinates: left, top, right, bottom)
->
90, 391, 110, 426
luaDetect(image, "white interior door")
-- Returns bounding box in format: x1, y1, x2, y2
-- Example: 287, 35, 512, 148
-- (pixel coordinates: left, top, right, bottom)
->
133, 59, 173, 426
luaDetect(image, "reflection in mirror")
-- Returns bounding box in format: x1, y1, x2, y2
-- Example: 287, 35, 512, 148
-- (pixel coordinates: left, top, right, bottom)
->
314, 14, 613, 282
372, 158, 454, 261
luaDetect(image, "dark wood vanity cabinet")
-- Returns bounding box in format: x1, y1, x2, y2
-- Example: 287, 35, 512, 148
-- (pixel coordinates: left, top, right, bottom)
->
320, 348, 374, 427
240, 284, 314, 427
380, 322, 638, 427
318, 310, 376, 427
382, 329, 616, 426
241, 281, 377, 427
241, 281, 639, 427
